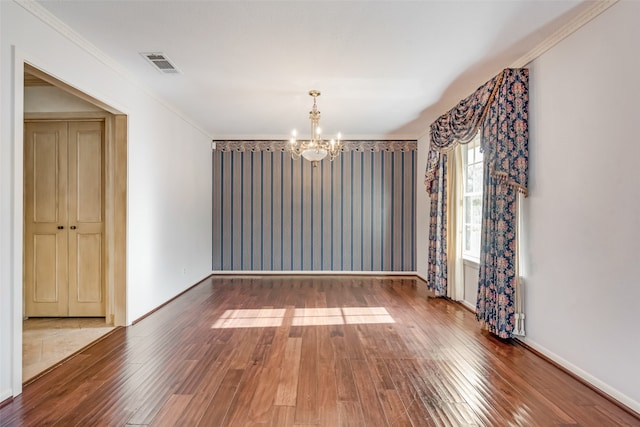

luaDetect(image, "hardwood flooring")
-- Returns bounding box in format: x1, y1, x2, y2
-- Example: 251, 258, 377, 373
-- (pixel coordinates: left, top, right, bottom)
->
1, 275, 638, 426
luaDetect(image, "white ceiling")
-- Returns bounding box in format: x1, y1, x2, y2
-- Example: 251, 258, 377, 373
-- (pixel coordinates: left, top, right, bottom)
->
36, 0, 592, 140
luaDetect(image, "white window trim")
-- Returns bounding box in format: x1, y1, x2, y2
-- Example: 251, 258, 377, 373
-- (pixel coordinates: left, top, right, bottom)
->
462, 257, 480, 268
461, 134, 483, 263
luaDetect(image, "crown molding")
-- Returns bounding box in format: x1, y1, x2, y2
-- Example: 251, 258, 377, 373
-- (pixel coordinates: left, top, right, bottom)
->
15, 0, 125, 75
14, 0, 211, 139
509, 0, 619, 68
417, 0, 619, 142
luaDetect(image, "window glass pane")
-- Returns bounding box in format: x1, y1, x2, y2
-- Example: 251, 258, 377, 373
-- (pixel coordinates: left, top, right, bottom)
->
462, 133, 483, 260
472, 196, 482, 223
471, 163, 482, 193
470, 225, 481, 254
464, 225, 472, 252
474, 146, 483, 162
466, 166, 474, 191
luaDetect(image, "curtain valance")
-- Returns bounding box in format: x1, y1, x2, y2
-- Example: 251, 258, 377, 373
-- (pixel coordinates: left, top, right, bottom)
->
425, 69, 528, 197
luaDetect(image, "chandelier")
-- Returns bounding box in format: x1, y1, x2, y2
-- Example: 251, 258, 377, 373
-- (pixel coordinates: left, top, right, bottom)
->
288, 90, 342, 164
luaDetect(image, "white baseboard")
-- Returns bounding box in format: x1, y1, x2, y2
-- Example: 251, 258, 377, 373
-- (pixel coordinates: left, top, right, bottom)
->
1, 389, 12, 403
460, 300, 476, 312
519, 337, 640, 414
211, 270, 419, 277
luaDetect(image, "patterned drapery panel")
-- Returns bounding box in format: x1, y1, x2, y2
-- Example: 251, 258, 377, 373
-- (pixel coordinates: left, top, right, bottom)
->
426, 153, 448, 296
424, 68, 529, 339
477, 69, 528, 338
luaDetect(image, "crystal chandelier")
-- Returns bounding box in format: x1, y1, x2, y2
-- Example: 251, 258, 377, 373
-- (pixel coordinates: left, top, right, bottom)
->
289, 90, 342, 164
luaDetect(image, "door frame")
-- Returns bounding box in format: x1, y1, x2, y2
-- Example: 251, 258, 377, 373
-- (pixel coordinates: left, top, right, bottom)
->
12, 59, 128, 395
24, 113, 126, 323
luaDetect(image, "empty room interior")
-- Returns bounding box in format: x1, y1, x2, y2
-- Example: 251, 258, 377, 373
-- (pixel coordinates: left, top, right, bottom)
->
1, 0, 639, 425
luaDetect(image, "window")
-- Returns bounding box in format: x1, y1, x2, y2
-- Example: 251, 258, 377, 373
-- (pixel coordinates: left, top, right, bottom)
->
461, 134, 483, 261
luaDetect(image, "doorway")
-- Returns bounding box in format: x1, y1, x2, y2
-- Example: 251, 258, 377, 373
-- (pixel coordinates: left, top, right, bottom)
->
21, 64, 127, 382
24, 120, 106, 318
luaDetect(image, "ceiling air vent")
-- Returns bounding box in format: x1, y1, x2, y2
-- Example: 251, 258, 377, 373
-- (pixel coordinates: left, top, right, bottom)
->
140, 52, 180, 74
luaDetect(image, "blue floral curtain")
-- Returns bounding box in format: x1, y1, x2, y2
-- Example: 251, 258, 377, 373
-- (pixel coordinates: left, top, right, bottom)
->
477, 69, 528, 338
426, 151, 448, 296
425, 68, 529, 338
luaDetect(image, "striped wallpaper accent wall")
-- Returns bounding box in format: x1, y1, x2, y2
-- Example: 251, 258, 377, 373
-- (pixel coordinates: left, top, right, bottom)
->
212, 141, 416, 272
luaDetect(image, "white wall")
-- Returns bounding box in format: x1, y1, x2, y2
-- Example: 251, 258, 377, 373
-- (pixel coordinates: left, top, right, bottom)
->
1, 1, 212, 400
24, 85, 102, 112
523, 1, 640, 412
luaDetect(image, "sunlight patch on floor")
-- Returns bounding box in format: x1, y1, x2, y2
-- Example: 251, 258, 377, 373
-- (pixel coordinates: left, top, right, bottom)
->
211, 307, 395, 329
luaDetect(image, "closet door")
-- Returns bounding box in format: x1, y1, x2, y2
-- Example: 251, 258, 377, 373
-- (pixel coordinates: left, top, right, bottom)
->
24, 120, 105, 317
67, 121, 105, 316
24, 121, 69, 316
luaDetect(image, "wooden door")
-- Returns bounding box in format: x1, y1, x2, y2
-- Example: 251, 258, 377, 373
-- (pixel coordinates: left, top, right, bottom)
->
24, 122, 69, 316
24, 121, 105, 317
67, 122, 105, 316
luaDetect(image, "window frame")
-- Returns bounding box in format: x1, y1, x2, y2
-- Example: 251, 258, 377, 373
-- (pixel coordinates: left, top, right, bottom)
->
460, 134, 483, 263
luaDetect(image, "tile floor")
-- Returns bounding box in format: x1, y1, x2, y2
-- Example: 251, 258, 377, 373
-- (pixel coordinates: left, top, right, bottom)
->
23, 317, 115, 382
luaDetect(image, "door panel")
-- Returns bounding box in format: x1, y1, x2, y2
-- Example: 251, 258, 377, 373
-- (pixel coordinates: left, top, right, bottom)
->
28, 232, 68, 315
69, 232, 103, 315
72, 125, 103, 222
32, 133, 60, 223
75, 234, 102, 302
24, 122, 69, 316
33, 234, 61, 302
68, 121, 105, 316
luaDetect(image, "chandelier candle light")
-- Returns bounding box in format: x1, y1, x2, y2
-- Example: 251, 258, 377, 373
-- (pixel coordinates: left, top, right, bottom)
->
289, 90, 342, 166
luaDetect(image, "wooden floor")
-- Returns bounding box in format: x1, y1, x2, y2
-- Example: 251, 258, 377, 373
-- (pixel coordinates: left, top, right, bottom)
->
1, 276, 638, 427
